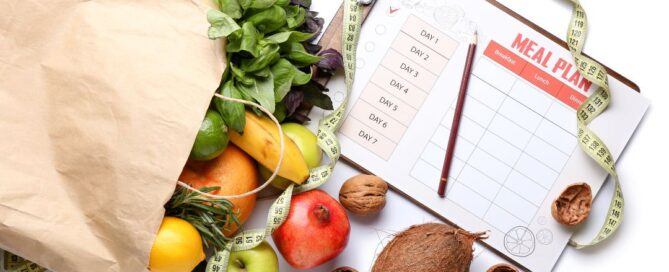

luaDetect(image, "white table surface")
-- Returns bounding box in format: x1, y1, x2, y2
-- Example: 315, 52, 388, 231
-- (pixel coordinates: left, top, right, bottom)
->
246, 0, 669, 271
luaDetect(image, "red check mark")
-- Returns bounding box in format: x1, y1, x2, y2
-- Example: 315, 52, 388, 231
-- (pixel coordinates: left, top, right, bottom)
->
389, 6, 400, 14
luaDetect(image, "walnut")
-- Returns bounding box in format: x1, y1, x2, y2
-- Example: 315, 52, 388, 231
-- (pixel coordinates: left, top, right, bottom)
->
486, 263, 518, 272
551, 182, 592, 225
339, 175, 388, 216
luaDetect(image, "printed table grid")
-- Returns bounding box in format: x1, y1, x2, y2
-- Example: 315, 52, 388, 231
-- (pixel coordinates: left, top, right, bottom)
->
409, 51, 581, 233
342, 15, 458, 160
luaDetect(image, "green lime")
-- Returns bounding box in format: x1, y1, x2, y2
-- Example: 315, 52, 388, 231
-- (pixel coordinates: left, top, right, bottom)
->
190, 110, 229, 161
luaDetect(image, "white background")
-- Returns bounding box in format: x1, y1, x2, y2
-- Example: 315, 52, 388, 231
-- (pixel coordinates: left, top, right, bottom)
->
247, 0, 669, 271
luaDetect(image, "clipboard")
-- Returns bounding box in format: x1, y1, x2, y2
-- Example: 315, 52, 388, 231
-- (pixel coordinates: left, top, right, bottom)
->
317, 0, 640, 93
314, 1, 642, 270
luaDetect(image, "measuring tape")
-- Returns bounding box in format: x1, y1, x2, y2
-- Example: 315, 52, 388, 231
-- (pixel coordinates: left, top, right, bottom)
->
205, 0, 365, 270
2, 251, 45, 272
565, 0, 624, 248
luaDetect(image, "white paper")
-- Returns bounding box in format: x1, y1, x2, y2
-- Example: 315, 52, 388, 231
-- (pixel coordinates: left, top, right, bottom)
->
308, 0, 649, 271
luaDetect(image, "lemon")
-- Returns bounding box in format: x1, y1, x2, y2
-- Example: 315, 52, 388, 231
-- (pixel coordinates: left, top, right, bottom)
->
149, 217, 206, 272
190, 110, 229, 161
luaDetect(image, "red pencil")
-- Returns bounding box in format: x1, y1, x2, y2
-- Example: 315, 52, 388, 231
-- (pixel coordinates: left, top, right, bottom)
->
438, 31, 478, 197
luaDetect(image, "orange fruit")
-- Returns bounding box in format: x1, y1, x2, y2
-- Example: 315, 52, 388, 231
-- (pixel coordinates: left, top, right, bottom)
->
179, 144, 258, 236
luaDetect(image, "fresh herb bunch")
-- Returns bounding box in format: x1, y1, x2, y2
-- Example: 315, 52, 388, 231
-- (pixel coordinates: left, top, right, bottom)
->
166, 186, 240, 251
208, 0, 343, 132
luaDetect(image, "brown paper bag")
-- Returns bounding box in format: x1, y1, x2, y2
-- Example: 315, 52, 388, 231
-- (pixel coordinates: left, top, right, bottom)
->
0, 0, 224, 271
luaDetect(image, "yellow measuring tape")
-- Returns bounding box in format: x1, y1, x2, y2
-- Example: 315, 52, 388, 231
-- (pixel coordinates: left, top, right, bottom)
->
566, 0, 623, 248
204, 0, 365, 270
2, 251, 45, 272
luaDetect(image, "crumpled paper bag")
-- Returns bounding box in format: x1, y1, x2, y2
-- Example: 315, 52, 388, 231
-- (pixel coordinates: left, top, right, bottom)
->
0, 0, 224, 271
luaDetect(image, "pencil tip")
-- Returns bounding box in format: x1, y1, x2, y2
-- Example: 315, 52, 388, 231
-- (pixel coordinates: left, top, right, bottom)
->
472, 31, 478, 44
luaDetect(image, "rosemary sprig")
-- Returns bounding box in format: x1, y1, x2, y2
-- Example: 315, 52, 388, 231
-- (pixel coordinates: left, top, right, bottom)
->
165, 186, 240, 251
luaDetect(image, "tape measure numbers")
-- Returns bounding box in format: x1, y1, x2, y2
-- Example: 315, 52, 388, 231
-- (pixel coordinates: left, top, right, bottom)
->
205, 0, 366, 270
3, 251, 45, 272
566, 0, 624, 248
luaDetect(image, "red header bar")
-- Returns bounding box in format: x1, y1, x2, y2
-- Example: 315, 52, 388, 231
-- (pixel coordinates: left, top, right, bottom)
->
484, 40, 586, 110
520, 64, 562, 97
556, 85, 587, 110
484, 41, 527, 75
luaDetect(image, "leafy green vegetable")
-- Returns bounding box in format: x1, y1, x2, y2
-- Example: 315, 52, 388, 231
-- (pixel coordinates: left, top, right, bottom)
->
266, 31, 315, 43
292, 65, 311, 85
216, 80, 246, 133
254, 66, 272, 78
207, 10, 240, 39
206, 0, 335, 122
246, 5, 286, 33
239, 0, 277, 10
236, 75, 275, 113
226, 22, 260, 57
284, 42, 321, 67
275, 0, 290, 7
284, 5, 306, 28
271, 59, 296, 101
215, 0, 242, 19
230, 63, 255, 85
240, 43, 280, 72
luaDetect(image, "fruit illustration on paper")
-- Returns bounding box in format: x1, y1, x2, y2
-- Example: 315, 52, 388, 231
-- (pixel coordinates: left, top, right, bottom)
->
190, 110, 229, 161
149, 217, 205, 272
259, 123, 323, 189
229, 111, 309, 184
227, 241, 279, 272
179, 144, 258, 236
272, 189, 350, 269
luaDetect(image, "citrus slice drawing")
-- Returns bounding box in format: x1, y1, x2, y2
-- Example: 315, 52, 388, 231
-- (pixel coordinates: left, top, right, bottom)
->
536, 228, 553, 245
504, 226, 535, 257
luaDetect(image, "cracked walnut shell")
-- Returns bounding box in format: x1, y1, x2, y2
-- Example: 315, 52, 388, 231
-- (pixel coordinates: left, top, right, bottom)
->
339, 175, 388, 216
551, 182, 592, 226
486, 263, 518, 272
332, 267, 358, 272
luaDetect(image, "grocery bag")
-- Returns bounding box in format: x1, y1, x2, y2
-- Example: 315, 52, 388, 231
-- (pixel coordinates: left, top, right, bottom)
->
0, 0, 224, 270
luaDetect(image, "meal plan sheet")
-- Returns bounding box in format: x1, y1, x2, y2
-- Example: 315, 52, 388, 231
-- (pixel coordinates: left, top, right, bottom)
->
310, 0, 649, 270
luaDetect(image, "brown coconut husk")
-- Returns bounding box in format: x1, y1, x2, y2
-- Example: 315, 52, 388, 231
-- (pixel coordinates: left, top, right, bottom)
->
372, 223, 486, 272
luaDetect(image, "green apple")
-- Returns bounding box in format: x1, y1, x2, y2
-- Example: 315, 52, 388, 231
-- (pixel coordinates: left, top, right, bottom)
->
227, 241, 279, 272
260, 123, 323, 189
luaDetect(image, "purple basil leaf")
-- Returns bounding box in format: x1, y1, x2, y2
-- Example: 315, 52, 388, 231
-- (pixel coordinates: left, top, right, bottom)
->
316, 48, 343, 75
303, 43, 322, 55
286, 111, 311, 124
290, 0, 311, 8
283, 89, 305, 116
302, 11, 324, 41
298, 81, 333, 110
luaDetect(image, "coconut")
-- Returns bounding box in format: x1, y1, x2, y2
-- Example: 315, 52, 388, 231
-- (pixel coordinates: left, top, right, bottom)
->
372, 223, 486, 272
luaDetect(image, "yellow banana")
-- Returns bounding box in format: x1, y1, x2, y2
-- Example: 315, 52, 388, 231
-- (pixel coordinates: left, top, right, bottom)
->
229, 111, 309, 184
